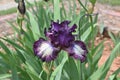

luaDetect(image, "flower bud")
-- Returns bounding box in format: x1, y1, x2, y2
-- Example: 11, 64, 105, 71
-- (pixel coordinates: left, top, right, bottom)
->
18, 0, 26, 15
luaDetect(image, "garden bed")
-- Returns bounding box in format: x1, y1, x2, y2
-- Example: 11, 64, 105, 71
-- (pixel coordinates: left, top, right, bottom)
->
0, 1, 120, 80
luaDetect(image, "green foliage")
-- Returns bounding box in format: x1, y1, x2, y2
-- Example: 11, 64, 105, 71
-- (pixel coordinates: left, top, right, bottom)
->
98, 0, 120, 6
53, 0, 60, 21
109, 32, 120, 56
89, 0, 97, 5
109, 68, 120, 80
0, 0, 120, 80
0, 7, 16, 16
50, 52, 68, 80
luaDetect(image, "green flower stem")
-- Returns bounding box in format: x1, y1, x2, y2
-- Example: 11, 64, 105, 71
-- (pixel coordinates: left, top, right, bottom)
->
89, 15, 93, 34
47, 73, 50, 80
79, 14, 87, 40
18, 17, 24, 33
47, 61, 54, 80
89, 14, 95, 49
17, 9, 25, 35
78, 0, 88, 12
17, 17, 24, 40
80, 62, 83, 80
20, 19, 23, 34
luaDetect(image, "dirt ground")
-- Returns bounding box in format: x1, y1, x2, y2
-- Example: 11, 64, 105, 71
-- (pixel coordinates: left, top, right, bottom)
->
0, 0, 14, 4
95, 37, 120, 79
94, 3, 120, 79
0, 1, 120, 80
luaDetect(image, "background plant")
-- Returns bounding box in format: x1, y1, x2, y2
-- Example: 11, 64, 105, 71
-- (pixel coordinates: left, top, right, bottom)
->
0, 0, 120, 80
109, 32, 120, 56
98, 0, 120, 6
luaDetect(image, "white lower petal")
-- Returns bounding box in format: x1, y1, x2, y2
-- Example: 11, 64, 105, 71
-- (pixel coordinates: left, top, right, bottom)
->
73, 44, 84, 57
37, 42, 54, 58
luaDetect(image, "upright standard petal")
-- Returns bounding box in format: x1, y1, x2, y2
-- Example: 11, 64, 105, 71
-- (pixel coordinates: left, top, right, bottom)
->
65, 41, 88, 62
45, 20, 77, 48
33, 38, 60, 62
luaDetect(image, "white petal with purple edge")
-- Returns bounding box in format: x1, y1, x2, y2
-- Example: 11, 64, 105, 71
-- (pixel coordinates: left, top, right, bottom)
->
65, 41, 88, 62
73, 44, 84, 57
37, 42, 54, 58
33, 38, 60, 62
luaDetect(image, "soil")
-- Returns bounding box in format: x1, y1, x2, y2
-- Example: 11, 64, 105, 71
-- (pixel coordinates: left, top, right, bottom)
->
0, 0, 17, 11
0, 1, 120, 80
94, 3, 120, 79
95, 37, 120, 79
0, 0, 14, 4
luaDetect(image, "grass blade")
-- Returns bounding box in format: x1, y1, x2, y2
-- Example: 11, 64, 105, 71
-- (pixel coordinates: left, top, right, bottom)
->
54, 0, 60, 21
50, 53, 68, 80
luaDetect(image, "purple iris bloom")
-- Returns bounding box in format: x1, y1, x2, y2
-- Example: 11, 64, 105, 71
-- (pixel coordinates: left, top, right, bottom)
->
33, 20, 88, 62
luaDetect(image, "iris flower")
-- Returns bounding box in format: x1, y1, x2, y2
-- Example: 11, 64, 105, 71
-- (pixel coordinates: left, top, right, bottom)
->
33, 20, 88, 62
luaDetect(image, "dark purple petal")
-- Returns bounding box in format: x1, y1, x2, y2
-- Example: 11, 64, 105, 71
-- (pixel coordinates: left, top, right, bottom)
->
60, 20, 71, 30
69, 24, 77, 32
51, 21, 61, 32
58, 32, 75, 48
64, 41, 88, 62
33, 38, 60, 62
45, 20, 77, 48
50, 20, 71, 32
61, 20, 70, 25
